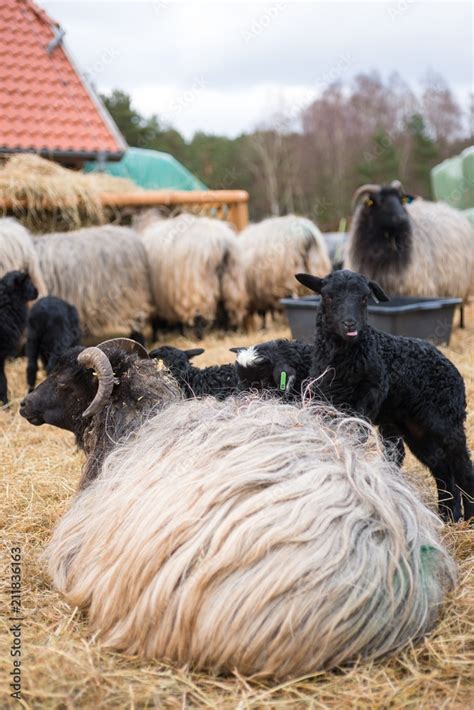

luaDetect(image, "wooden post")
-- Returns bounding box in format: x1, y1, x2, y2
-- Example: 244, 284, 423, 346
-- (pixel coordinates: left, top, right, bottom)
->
228, 201, 249, 231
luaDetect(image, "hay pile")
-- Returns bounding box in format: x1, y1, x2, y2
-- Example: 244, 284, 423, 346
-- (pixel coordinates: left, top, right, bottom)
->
0, 316, 473, 708
0, 154, 138, 233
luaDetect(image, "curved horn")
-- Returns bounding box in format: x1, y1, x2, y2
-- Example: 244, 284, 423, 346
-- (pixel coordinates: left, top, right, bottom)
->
98, 338, 149, 359
77, 347, 118, 418
351, 184, 381, 210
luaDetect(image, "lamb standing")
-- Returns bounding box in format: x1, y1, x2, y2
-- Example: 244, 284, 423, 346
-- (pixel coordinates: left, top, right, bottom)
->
26, 296, 81, 391
0, 271, 38, 404
295, 269, 473, 522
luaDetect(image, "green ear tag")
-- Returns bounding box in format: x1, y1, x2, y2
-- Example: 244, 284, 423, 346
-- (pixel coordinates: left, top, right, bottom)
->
279, 371, 287, 392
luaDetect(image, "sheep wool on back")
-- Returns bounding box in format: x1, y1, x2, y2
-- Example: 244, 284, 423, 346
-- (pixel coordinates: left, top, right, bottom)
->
0, 218, 47, 296
33, 226, 153, 336
46, 396, 455, 679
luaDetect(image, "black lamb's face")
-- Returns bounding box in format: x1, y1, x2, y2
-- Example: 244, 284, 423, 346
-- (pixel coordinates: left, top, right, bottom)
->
365, 187, 411, 232
294, 270, 389, 345
320, 273, 372, 343
2, 271, 38, 301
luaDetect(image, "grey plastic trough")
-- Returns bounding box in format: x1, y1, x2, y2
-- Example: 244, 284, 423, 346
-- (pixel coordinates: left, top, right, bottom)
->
281, 295, 462, 346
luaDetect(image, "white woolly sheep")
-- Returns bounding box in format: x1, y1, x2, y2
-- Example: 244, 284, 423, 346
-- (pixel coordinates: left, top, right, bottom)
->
34, 225, 153, 338
0, 218, 47, 297
238, 215, 331, 326
21, 344, 456, 678
344, 182, 474, 311
140, 214, 248, 336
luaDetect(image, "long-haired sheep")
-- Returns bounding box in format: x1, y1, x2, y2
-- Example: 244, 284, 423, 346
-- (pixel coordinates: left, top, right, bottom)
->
239, 215, 331, 327
0, 218, 47, 296
140, 214, 247, 337
33, 225, 153, 338
20, 346, 455, 678
344, 181, 474, 311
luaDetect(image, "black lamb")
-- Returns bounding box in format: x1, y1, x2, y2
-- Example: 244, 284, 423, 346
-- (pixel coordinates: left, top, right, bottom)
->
0, 270, 38, 405
26, 296, 81, 391
230, 339, 313, 398
149, 345, 239, 400
295, 269, 473, 522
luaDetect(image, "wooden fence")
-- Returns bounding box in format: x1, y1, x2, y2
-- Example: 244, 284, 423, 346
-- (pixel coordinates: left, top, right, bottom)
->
0, 189, 250, 231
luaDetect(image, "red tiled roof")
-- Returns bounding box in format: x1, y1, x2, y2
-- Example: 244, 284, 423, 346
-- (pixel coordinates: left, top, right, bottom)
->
0, 0, 126, 158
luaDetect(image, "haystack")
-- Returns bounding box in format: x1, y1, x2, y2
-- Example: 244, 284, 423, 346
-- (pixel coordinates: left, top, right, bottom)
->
0, 154, 138, 232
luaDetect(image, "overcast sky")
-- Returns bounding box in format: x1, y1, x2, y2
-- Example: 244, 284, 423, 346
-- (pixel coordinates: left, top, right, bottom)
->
41, 1, 473, 138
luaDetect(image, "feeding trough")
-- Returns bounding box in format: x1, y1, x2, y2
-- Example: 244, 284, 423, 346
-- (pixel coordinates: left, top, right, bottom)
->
281, 295, 463, 345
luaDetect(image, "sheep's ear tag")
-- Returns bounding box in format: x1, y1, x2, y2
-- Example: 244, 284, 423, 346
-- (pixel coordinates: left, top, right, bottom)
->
279, 371, 287, 391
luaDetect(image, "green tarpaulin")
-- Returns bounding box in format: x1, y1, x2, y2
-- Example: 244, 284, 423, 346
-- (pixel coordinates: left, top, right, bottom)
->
431, 146, 474, 210
85, 147, 206, 191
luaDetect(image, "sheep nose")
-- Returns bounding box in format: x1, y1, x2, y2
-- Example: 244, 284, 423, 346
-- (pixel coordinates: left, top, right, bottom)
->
343, 320, 356, 330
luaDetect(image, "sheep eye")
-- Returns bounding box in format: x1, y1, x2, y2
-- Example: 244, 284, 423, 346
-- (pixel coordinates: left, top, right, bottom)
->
365, 198, 374, 207
362, 296, 369, 304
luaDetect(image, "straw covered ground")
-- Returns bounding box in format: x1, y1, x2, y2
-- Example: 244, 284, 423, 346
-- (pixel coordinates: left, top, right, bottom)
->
1, 314, 473, 709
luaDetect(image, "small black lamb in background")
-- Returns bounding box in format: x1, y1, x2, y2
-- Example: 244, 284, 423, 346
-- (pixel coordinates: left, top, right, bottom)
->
0, 270, 38, 405
26, 296, 81, 391
295, 269, 473, 522
230, 339, 313, 398
149, 345, 239, 400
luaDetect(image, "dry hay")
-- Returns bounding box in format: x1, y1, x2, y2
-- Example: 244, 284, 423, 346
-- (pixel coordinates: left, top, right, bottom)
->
0, 154, 138, 233
0, 314, 473, 708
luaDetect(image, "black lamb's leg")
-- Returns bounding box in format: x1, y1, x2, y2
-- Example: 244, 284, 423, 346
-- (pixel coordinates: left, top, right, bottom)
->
26, 334, 40, 392
404, 432, 461, 522
0, 358, 8, 405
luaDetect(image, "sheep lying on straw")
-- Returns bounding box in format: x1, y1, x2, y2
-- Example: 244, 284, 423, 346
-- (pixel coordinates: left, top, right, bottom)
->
0, 218, 47, 296
34, 226, 153, 337
344, 181, 474, 303
239, 215, 331, 325
141, 214, 247, 334
42, 389, 454, 676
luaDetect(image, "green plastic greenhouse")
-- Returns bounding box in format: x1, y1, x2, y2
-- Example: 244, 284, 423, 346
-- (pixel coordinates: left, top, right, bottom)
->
431, 146, 474, 227
85, 147, 206, 191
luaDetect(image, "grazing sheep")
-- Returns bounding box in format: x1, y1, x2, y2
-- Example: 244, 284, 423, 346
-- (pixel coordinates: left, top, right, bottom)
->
149, 345, 239, 400
296, 269, 474, 522
344, 181, 474, 311
231, 339, 313, 397
239, 215, 331, 327
0, 271, 38, 404
33, 226, 153, 339
0, 218, 47, 297
26, 296, 81, 391
141, 214, 247, 336
20, 348, 455, 677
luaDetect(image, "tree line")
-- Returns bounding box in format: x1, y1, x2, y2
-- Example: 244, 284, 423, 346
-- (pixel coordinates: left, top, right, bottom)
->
102, 71, 473, 230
